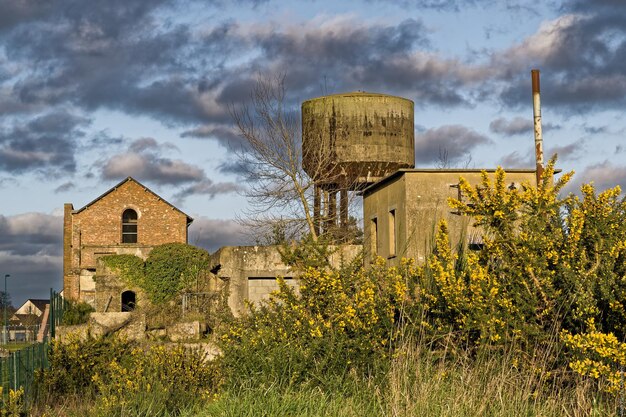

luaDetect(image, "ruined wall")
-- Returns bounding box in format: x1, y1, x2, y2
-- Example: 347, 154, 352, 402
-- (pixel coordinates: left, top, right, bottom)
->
210, 245, 362, 316
363, 169, 537, 266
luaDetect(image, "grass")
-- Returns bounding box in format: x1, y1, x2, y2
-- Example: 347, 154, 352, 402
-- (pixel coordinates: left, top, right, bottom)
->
2, 342, 35, 352
190, 340, 618, 417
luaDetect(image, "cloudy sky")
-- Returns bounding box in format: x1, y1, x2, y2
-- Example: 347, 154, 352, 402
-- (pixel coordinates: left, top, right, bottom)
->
1, 0, 625, 304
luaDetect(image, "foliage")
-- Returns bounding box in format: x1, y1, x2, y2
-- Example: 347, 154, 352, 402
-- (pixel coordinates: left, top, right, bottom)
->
0, 388, 25, 417
39, 336, 133, 398
101, 254, 145, 288
144, 243, 211, 304
92, 344, 221, 416
61, 300, 95, 325
418, 155, 626, 392
37, 336, 221, 416
101, 244, 211, 305
219, 258, 410, 389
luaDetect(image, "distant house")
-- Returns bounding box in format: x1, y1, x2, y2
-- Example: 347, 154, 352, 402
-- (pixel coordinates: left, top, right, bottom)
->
9, 299, 49, 342
15, 299, 49, 317
63, 177, 193, 310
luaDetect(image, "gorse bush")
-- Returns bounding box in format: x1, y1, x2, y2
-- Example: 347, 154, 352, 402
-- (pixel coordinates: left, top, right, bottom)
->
219, 259, 412, 388
92, 344, 221, 416
220, 156, 626, 396
38, 336, 221, 416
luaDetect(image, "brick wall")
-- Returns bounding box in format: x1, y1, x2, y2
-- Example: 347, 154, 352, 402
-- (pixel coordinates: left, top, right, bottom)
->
63, 178, 190, 302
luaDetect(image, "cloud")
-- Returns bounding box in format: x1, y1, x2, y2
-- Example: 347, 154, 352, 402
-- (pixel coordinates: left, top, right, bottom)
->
54, 182, 75, 193
188, 217, 248, 252
101, 138, 204, 185
414, 125, 492, 165
548, 139, 585, 161
565, 161, 626, 195
173, 179, 243, 202
489, 116, 561, 136
494, 11, 626, 112
500, 150, 534, 168
0, 212, 62, 257
0, 252, 62, 307
0, 111, 89, 175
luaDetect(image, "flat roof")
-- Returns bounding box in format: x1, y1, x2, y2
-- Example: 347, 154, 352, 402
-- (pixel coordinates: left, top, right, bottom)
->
361, 168, 560, 196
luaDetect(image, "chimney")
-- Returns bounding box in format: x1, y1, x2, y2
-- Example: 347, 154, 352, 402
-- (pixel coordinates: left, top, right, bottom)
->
531, 69, 544, 185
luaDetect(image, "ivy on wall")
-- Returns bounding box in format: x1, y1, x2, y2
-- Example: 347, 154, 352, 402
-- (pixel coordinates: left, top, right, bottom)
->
101, 243, 211, 305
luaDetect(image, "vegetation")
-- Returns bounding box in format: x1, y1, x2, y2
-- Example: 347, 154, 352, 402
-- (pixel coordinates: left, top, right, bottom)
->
61, 300, 95, 325
101, 243, 211, 304
33, 158, 626, 415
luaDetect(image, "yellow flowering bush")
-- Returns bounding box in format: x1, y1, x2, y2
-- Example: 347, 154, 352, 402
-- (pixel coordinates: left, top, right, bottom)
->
219, 258, 413, 388
0, 388, 24, 417
93, 344, 221, 416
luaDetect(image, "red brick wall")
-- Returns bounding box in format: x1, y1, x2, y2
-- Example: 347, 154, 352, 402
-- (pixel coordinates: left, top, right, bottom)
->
73, 180, 188, 246
63, 179, 190, 300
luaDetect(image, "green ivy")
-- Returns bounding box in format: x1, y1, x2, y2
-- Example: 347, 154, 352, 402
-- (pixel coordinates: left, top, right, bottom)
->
101, 254, 145, 287
144, 243, 211, 304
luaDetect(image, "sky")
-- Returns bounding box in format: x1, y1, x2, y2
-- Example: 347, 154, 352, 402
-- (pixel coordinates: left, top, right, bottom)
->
1, 0, 625, 305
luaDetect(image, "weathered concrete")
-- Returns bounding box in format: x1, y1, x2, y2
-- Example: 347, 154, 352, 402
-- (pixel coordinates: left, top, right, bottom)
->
302, 92, 415, 188
362, 169, 538, 266
167, 321, 208, 342
210, 244, 362, 316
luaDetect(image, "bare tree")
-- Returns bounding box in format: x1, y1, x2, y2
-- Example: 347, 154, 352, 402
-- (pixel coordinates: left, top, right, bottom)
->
231, 75, 320, 243
231, 75, 361, 244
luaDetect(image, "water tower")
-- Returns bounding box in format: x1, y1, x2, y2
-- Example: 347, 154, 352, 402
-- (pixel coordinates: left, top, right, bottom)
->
301, 92, 415, 235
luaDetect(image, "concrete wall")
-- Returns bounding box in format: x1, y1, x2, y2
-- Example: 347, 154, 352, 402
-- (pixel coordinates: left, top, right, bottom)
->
363, 169, 537, 266
63, 178, 189, 302
210, 245, 362, 316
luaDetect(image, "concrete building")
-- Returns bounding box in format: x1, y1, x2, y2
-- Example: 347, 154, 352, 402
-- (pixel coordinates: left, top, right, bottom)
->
63, 177, 193, 306
362, 169, 538, 266
210, 244, 361, 316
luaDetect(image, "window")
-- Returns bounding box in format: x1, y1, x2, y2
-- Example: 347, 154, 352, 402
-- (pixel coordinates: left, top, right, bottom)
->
389, 209, 396, 257
370, 217, 378, 257
122, 209, 138, 243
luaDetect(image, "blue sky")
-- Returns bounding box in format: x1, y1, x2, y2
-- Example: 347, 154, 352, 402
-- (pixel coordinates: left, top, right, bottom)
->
1, 0, 625, 304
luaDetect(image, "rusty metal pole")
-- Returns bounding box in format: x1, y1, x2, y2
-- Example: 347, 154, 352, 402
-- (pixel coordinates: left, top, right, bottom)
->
532, 69, 544, 186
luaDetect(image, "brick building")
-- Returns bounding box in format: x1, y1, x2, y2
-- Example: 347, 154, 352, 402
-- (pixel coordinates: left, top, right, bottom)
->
63, 177, 193, 306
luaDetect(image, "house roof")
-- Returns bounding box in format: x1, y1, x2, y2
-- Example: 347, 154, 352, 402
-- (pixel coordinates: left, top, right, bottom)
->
360, 168, 561, 197
72, 177, 193, 224
21, 299, 49, 312
11, 313, 41, 326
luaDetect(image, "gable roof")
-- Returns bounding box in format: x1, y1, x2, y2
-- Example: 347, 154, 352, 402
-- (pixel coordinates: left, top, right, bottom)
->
72, 177, 193, 224
19, 299, 49, 313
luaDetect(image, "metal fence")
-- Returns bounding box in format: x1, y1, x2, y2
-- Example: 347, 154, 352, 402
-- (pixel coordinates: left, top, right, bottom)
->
0, 342, 48, 399
48, 289, 67, 339
0, 289, 66, 402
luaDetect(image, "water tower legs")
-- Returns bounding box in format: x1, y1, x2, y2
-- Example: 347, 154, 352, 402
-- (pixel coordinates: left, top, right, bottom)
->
340, 189, 348, 227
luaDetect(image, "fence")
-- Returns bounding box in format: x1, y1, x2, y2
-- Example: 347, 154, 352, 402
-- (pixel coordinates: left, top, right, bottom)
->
0, 289, 66, 402
48, 288, 67, 339
0, 342, 48, 398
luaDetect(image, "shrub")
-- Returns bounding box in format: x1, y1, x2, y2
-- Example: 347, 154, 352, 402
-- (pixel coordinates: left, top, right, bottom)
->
219, 259, 413, 389
144, 243, 211, 304
61, 300, 95, 325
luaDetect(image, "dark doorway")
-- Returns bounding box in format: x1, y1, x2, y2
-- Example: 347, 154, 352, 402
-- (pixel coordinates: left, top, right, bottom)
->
121, 290, 136, 311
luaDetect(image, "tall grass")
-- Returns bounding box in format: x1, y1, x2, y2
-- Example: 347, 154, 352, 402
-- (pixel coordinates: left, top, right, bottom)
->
193, 335, 617, 417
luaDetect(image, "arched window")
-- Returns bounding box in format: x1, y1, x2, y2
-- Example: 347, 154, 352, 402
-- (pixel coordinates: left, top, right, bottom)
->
122, 209, 138, 243
121, 290, 136, 311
